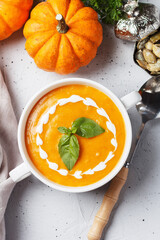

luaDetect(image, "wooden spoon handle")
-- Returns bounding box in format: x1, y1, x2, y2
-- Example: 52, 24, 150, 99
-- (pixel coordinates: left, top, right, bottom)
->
88, 167, 129, 240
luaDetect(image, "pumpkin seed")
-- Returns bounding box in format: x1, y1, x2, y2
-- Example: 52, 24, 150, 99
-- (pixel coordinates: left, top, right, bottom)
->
150, 32, 160, 43
153, 44, 160, 58
136, 60, 147, 69
135, 50, 145, 61
145, 40, 153, 50
143, 49, 156, 63
147, 59, 160, 72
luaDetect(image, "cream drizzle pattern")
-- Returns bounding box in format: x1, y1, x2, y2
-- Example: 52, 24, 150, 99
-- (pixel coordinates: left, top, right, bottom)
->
36, 95, 118, 179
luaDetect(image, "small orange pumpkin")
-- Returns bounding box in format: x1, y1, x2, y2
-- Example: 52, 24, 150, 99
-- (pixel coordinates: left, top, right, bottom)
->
23, 0, 103, 74
0, 0, 33, 40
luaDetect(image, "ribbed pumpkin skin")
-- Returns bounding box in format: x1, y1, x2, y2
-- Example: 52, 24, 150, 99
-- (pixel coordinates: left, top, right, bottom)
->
23, 0, 103, 74
0, 0, 33, 40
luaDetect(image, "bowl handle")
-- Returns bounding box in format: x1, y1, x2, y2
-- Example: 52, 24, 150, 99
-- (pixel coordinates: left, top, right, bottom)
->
9, 162, 31, 182
121, 91, 141, 110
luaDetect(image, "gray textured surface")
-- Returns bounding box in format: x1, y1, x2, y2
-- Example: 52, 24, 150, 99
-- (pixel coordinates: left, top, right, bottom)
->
0, 0, 160, 239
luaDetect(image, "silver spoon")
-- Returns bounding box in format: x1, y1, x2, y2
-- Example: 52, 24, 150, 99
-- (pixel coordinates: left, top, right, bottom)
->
88, 76, 160, 240
125, 75, 160, 167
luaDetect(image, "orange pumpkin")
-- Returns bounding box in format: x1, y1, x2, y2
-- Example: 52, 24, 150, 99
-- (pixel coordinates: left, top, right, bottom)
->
0, 0, 33, 40
23, 0, 103, 74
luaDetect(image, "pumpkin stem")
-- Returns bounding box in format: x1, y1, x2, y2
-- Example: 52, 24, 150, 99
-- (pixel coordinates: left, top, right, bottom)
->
56, 14, 69, 34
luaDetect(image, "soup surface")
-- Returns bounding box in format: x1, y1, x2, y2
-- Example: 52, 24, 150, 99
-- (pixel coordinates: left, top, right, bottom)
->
25, 85, 126, 187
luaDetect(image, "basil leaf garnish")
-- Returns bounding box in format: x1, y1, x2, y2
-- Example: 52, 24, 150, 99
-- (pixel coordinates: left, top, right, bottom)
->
58, 134, 79, 170
57, 117, 105, 170
58, 127, 71, 134
71, 117, 105, 138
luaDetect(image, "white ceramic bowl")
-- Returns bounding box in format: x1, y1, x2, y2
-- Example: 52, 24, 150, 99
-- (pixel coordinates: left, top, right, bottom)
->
9, 78, 141, 193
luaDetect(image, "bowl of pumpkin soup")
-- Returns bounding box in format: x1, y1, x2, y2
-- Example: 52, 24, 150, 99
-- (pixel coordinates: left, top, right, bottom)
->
9, 78, 141, 192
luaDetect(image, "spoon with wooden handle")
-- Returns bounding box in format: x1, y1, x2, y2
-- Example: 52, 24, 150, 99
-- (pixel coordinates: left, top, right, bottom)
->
88, 76, 160, 240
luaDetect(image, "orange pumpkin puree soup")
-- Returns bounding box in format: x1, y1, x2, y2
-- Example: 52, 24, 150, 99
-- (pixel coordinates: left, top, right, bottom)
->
25, 85, 126, 187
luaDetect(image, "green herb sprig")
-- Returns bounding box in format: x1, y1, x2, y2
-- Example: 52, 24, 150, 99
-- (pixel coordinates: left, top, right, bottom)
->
82, 0, 124, 25
58, 117, 105, 170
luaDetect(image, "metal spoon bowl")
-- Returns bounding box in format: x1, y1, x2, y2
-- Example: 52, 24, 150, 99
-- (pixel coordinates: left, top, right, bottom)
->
137, 76, 160, 123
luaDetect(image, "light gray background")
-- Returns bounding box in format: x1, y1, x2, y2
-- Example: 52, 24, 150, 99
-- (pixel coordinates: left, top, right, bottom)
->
1, 0, 160, 239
